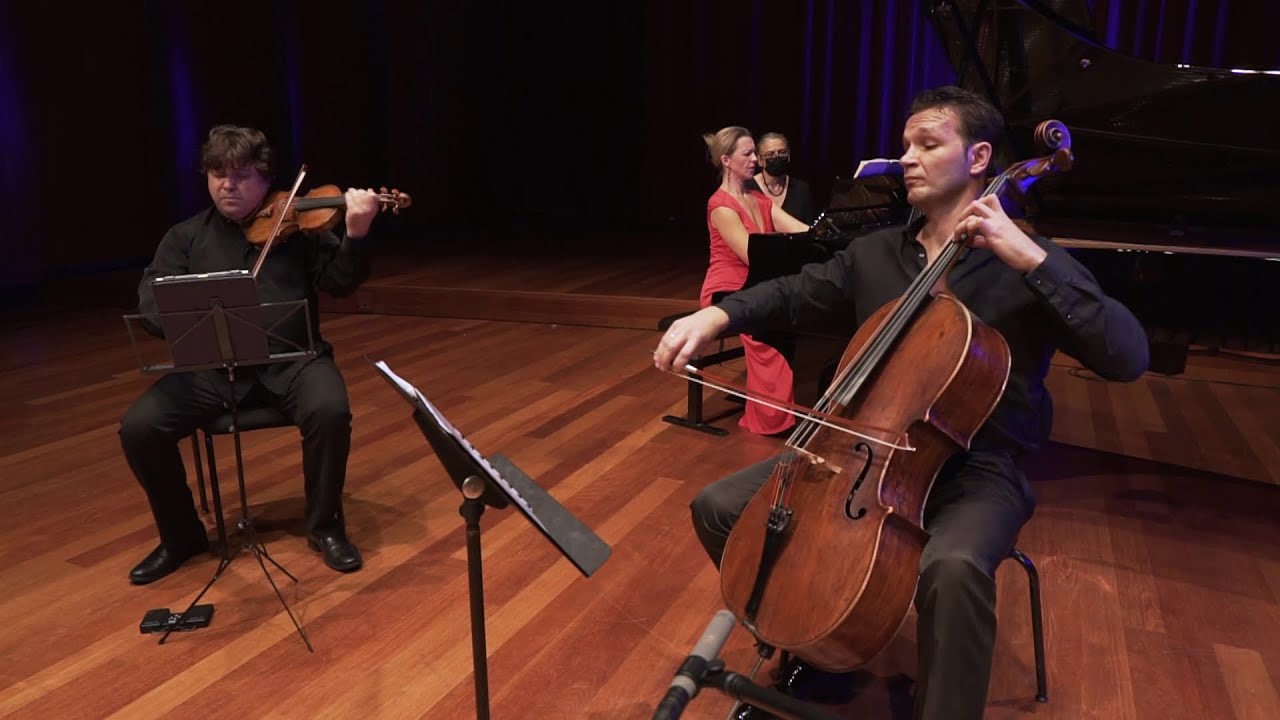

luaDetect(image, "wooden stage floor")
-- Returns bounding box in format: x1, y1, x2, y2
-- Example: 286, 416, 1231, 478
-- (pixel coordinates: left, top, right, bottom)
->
2, 235, 1278, 719
333, 236, 1280, 487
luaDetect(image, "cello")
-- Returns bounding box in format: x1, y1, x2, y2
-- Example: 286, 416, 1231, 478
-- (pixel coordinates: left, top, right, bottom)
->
716, 121, 1074, 671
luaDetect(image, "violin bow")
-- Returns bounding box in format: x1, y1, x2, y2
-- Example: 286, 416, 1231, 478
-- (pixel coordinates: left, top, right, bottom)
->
250, 164, 308, 278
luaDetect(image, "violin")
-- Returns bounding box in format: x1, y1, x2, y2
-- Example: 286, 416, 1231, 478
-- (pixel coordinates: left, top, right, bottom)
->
710, 121, 1074, 671
244, 184, 412, 246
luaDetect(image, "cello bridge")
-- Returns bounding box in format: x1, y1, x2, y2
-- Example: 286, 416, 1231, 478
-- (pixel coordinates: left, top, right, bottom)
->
793, 447, 842, 475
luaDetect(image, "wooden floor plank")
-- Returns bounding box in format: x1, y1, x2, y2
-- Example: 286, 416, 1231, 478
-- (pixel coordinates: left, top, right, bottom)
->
1214, 644, 1280, 720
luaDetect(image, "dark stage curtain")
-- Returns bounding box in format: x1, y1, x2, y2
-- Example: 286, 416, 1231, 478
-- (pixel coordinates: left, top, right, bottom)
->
1, 0, 1274, 295
1088, 0, 1280, 69
641, 0, 956, 231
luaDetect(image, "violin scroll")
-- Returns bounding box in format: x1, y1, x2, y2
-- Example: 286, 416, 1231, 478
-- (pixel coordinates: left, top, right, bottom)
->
377, 187, 412, 214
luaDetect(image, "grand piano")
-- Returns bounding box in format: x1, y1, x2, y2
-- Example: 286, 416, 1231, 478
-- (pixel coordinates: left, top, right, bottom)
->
749, 0, 1279, 386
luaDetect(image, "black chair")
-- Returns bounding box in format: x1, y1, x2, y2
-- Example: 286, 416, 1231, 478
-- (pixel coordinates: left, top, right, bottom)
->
751, 545, 1048, 713
1007, 547, 1048, 703
657, 311, 745, 436
190, 405, 293, 517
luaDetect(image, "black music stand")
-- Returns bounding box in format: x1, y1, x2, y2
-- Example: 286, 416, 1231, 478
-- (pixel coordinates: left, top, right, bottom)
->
372, 359, 611, 720
123, 273, 317, 651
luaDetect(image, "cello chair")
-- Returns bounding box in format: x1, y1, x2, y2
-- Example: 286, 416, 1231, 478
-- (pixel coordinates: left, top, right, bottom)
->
1006, 547, 1048, 703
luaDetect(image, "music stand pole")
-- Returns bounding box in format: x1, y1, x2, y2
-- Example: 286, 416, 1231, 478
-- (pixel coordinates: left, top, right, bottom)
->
371, 358, 612, 719
460, 476, 492, 720
158, 302, 313, 651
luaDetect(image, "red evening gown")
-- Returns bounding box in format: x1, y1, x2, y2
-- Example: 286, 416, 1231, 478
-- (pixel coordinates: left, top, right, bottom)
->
698, 188, 795, 435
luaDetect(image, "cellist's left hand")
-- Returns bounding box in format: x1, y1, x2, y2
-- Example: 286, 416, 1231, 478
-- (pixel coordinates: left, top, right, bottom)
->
344, 188, 379, 239
955, 195, 1047, 273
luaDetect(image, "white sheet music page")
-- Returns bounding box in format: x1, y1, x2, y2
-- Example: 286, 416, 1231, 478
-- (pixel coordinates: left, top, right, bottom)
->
372, 360, 547, 532
853, 158, 902, 178
373, 359, 420, 402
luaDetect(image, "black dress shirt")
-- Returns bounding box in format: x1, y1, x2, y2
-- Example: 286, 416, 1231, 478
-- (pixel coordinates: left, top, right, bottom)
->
717, 217, 1149, 454
137, 207, 373, 394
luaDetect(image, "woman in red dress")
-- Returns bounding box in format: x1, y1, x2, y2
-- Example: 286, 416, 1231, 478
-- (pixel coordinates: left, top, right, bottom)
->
699, 126, 810, 435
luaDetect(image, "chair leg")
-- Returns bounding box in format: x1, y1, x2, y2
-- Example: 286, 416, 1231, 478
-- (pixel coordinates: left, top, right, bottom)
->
204, 431, 232, 559
191, 434, 209, 514
1009, 547, 1048, 702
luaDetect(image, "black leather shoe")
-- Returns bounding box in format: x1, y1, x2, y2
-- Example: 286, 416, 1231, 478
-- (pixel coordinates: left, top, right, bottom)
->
307, 532, 362, 572
129, 537, 209, 585
776, 657, 858, 705
730, 656, 859, 718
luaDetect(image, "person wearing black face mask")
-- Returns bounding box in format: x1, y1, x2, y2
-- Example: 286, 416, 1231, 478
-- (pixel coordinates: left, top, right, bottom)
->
748, 132, 816, 225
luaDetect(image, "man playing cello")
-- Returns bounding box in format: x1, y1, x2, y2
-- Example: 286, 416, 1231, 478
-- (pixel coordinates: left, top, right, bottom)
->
654, 86, 1149, 719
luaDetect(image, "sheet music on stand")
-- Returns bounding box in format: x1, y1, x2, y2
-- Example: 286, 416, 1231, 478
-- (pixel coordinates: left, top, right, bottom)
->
374, 360, 553, 535
853, 157, 902, 178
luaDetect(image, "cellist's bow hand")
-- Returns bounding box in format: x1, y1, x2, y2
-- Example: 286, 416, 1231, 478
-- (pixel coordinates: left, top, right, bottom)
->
654, 306, 731, 373
956, 195, 1047, 273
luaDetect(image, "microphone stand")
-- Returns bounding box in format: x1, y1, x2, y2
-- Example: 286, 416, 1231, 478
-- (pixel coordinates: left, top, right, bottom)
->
700, 665, 843, 720
652, 611, 842, 720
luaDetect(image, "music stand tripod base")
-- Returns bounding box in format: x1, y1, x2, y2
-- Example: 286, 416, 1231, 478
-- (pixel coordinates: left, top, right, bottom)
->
161, 362, 313, 652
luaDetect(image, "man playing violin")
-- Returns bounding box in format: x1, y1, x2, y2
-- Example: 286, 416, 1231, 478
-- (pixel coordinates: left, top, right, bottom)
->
654, 86, 1149, 719
121, 125, 380, 583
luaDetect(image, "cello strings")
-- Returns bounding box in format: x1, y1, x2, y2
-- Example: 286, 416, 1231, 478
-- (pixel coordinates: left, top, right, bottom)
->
827, 168, 1013, 408
763, 168, 1016, 508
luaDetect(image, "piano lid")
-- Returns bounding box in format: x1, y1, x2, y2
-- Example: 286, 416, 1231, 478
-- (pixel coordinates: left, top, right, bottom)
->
925, 0, 1280, 256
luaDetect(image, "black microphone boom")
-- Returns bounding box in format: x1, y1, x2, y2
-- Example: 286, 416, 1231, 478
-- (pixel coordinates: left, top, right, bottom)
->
652, 609, 738, 720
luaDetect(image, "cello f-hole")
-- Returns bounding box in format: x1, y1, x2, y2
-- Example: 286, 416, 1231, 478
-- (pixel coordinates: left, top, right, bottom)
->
844, 442, 873, 520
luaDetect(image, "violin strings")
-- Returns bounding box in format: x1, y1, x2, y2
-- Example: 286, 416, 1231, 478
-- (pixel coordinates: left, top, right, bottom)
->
292, 192, 398, 212
293, 197, 344, 211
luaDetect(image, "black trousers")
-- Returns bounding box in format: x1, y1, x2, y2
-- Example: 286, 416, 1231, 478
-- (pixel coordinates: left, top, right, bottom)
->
119, 357, 353, 550
690, 450, 1035, 720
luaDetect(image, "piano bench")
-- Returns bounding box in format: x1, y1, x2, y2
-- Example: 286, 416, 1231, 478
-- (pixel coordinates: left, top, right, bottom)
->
658, 311, 745, 437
